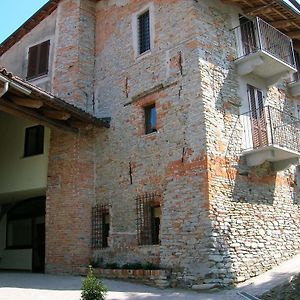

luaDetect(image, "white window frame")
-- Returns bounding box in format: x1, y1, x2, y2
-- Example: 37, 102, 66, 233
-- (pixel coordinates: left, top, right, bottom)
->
132, 3, 155, 59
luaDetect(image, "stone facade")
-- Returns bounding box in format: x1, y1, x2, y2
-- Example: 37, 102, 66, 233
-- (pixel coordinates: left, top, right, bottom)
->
1, 0, 300, 288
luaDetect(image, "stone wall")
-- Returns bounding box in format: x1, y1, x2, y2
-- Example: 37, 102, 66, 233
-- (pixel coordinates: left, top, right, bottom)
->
93, 0, 212, 287
91, 0, 300, 287
52, 0, 97, 113
10, 0, 299, 288
194, 0, 300, 286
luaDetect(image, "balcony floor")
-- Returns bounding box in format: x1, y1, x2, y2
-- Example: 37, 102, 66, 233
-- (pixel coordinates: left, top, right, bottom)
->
242, 145, 300, 170
235, 51, 296, 85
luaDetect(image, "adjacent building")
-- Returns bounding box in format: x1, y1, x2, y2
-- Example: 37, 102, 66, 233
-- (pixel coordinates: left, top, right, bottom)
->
0, 0, 300, 287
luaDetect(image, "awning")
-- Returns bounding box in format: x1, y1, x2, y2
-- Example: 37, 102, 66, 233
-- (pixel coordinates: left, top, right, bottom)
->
0, 68, 110, 133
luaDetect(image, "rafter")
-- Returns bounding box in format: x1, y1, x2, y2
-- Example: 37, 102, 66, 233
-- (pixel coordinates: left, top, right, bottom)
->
12, 97, 43, 108
288, 31, 300, 39
43, 110, 71, 121
0, 98, 77, 133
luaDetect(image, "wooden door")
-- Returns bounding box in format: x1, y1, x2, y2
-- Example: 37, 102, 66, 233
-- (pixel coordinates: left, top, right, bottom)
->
247, 85, 268, 148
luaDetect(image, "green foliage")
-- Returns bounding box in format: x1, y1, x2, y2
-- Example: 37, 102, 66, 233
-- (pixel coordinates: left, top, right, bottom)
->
81, 266, 107, 300
104, 262, 120, 269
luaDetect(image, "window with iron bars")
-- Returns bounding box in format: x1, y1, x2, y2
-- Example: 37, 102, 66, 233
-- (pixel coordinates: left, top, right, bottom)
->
136, 193, 161, 246
92, 204, 110, 249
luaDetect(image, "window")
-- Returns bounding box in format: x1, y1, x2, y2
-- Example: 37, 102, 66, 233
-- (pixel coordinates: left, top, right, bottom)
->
7, 218, 32, 248
145, 104, 157, 134
24, 125, 44, 157
6, 197, 45, 249
92, 204, 110, 249
136, 193, 161, 245
27, 40, 50, 80
138, 10, 151, 54
247, 85, 267, 148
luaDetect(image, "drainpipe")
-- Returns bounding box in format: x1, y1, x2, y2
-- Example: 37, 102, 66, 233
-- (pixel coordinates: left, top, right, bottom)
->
0, 81, 9, 98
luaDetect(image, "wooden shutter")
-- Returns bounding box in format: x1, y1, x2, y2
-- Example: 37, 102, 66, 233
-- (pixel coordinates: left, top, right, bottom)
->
27, 45, 38, 79
27, 40, 50, 79
38, 40, 50, 76
247, 85, 268, 148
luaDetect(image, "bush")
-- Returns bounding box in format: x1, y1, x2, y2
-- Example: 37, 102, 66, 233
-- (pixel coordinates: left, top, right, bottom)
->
121, 262, 143, 270
81, 266, 107, 300
104, 262, 120, 269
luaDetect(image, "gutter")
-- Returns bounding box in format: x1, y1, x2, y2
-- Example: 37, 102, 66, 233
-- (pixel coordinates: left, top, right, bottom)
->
0, 74, 31, 95
0, 81, 8, 97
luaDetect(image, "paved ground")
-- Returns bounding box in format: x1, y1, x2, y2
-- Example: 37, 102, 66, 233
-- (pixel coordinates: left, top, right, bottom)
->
1, 254, 300, 300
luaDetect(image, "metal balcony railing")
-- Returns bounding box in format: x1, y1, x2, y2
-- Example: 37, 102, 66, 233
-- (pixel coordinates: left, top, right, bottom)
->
240, 105, 300, 153
234, 17, 296, 69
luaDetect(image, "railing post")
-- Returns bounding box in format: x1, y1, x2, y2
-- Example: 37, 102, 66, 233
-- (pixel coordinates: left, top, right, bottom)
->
267, 106, 274, 145
290, 40, 296, 68
256, 17, 262, 51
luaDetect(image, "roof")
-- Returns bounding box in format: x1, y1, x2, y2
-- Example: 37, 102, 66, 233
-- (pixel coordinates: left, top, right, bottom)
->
223, 0, 300, 48
0, 68, 110, 133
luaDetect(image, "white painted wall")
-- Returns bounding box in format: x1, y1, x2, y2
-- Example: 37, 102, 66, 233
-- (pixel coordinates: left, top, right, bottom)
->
0, 112, 50, 202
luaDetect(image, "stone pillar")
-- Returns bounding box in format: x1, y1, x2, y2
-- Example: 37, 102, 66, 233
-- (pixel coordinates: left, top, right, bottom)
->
45, 128, 95, 274
52, 0, 96, 113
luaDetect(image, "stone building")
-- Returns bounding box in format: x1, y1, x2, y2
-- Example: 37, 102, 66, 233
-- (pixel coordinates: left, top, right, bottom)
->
0, 0, 300, 287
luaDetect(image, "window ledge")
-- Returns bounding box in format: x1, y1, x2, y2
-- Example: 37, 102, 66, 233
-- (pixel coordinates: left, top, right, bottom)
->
27, 73, 48, 83
22, 153, 44, 159
136, 49, 152, 61
142, 130, 158, 138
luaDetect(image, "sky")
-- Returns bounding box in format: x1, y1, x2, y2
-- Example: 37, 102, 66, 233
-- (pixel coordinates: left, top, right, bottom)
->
0, 0, 49, 43
0, 0, 300, 43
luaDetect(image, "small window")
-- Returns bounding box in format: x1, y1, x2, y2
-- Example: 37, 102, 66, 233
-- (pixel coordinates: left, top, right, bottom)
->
7, 218, 32, 248
24, 125, 44, 157
136, 193, 161, 245
145, 104, 157, 134
138, 10, 151, 54
27, 40, 50, 80
6, 197, 45, 249
92, 204, 110, 249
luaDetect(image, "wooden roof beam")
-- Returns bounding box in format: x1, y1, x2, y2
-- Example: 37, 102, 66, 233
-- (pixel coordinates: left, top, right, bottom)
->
12, 97, 43, 108
43, 110, 71, 120
288, 31, 300, 39
0, 98, 77, 133
244, 4, 274, 15
271, 19, 290, 28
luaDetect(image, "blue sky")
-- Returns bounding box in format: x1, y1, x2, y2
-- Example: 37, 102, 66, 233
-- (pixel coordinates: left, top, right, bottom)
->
0, 0, 49, 43
0, 0, 300, 44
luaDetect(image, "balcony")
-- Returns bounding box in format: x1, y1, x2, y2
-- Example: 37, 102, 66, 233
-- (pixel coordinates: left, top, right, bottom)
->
234, 17, 296, 86
240, 106, 300, 170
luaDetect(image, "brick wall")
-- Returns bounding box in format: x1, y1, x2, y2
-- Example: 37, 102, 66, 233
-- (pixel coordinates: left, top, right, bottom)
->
46, 128, 97, 274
